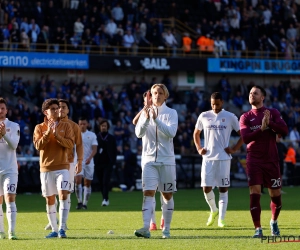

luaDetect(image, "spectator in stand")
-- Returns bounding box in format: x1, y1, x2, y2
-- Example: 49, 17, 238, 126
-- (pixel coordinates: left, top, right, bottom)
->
20, 17, 29, 34
218, 75, 231, 102
284, 143, 296, 186
163, 29, 178, 56
111, 3, 124, 25
37, 25, 49, 52
28, 23, 39, 51
33, 1, 44, 28
62, 0, 70, 9
20, 28, 29, 49
114, 120, 125, 148
52, 26, 65, 53
74, 18, 84, 37
214, 35, 227, 57
71, 0, 79, 10
9, 25, 19, 51
233, 91, 244, 110
289, 126, 300, 148
82, 28, 93, 53
182, 32, 192, 54
105, 18, 117, 39
123, 29, 135, 49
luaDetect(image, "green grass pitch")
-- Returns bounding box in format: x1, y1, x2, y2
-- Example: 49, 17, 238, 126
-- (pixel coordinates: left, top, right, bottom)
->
1, 187, 300, 250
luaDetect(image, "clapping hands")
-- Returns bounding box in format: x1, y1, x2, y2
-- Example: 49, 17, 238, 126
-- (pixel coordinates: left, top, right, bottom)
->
261, 110, 270, 131
0, 122, 5, 136
143, 105, 157, 120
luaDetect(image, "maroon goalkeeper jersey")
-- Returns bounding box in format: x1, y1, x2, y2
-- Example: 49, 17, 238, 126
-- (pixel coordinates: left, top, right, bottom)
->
239, 106, 288, 163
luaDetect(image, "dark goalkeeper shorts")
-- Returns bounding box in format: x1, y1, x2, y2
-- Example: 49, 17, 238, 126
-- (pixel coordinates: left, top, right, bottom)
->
246, 161, 281, 189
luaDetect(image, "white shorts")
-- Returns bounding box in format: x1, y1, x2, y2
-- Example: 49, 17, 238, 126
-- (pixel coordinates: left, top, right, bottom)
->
201, 159, 231, 187
69, 162, 76, 192
0, 173, 18, 196
142, 162, 177, 193
40, 169, 70, 197
76, 163, 94, 180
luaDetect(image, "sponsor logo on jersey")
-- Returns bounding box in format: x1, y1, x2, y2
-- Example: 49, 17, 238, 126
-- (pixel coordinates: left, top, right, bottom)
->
207, 125, 227, 129
250, 125, 261, 131
6, 128, 10, 132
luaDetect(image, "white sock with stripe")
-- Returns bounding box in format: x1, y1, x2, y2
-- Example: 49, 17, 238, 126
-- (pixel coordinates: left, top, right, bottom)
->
59, 199, 69, 230
204, 190, 218, 212
142, 196, 154, 230
75, 184, 82, 203
162, 197, 174, 231
219, 191, 228, 220
6, 202, 17, 233
83, 186, 91, 206
46, 204, 58, 232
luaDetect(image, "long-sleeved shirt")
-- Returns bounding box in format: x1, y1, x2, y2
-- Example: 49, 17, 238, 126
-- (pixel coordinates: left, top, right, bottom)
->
33, 118, 75, 172
0, 118, 20, 174
239, 106, 288, 163
135, 102, 178, 165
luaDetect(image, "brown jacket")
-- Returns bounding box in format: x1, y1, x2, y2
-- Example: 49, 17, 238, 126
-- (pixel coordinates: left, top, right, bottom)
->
33, 118, 75, 172
60, 116, 83, 164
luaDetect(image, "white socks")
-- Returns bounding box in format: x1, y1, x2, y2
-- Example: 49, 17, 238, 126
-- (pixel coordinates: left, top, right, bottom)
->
75, 184, 82, 203
83, 186, 91, 206
0, 204, 4, 232
150, 197, 156, 224
46, 204, 58, 232
6, 202, 17, 233
162, 197, 174, 231
142, 196, 154, 230
59, 199, 69, 230
219, 191, 228, 220
204, 190, 218, 213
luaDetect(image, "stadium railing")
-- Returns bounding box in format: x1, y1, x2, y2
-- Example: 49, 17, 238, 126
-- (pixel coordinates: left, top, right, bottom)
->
0, 41, 286, 59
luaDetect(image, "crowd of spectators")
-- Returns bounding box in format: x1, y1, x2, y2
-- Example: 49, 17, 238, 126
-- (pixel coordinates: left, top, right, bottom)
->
1, 0, 300, 57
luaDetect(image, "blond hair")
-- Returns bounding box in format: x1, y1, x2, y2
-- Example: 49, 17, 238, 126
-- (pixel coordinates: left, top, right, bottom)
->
151, 83, 169, 99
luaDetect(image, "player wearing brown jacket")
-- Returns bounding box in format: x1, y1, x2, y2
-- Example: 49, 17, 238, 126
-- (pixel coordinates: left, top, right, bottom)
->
33, 98, 74, 239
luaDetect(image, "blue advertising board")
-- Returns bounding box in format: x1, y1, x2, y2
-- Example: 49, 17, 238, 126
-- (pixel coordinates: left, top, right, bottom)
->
0, 52, 89, 69
208, 58, 300, 74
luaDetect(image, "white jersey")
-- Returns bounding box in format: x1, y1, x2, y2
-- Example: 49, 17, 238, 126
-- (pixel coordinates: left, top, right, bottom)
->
0, 118, 20, 174
82, 130, 98, 166
195, 109, 240, 160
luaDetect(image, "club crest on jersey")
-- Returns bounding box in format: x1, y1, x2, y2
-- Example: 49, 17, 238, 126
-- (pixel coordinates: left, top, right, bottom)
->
222, 119, 225, 122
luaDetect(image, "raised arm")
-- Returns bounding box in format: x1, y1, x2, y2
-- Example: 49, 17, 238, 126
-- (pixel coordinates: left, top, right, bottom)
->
135, 115, 150, 138
268, 109, 289, 136
1, 123, 20, 150
132, 108, 144, 125
33, 125, 50, 150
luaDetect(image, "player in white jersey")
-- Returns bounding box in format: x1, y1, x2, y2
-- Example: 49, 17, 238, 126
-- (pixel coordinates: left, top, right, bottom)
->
75, 117, 97, 209
134, 84, 178, 239
0, 97, 20, 240
193, 92, 243, 227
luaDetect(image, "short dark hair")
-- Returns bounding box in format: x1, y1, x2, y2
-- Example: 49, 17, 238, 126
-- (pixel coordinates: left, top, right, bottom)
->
58, 99, 70, 109
78, 116, 88, 122
0, 97, 7, 108
253, 85, 266, 97
42, 98, 59, 113
99, 119, 110, 130
211, 92, 223, 100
